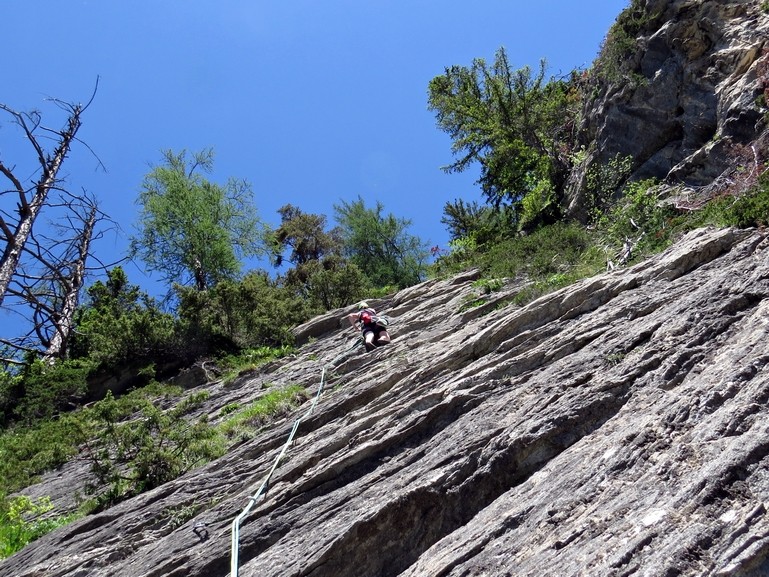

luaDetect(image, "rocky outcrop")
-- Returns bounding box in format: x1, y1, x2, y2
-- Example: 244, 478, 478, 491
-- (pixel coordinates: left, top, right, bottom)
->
4, 225, 769, 577
4, 4, 769, 574
567, 0, 769, 218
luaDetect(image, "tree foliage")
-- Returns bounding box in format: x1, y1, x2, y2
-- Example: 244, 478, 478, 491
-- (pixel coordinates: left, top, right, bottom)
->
428, 47, 578, 229
69, 267, 176, 367
333, 196, 429, 289
83, 389, 216, 508
176, 271, 309, 350
441, 198, 518, 245
271, 204, 369, 310
130, 149, 266, 294
289, 256, 371, 311
272, 204, 341, 267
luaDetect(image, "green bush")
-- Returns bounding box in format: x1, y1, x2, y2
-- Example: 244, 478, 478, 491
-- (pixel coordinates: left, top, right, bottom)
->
69, 268, 177, 367
84, 390, 217, 509
696, 176, 769, 228
596, 178, 678, 258
519, 178, 558, 232
586, 154, 634, 221
481, 221, 594, 279
0, 416, 85, 495
432, 219, 604, 301
595, 0, 657, 85
4, 359, 96, 425
431, 236, 480, 277
176, 271, 310, 351
285, 257, 371, 312
218, 345, 294, 384
0, 381, 187, 498
0, 495, 75, 559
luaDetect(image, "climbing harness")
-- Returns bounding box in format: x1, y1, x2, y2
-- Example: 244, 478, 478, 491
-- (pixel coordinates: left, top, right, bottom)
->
229, 338, 360, 577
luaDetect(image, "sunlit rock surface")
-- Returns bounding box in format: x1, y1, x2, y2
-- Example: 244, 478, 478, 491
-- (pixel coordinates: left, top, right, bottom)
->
566, 0, 769, 219
4, 226, 769, 577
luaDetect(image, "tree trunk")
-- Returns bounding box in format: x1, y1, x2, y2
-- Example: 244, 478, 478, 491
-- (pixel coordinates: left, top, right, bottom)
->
0, 105, 83, 308
44, 204, 96, 361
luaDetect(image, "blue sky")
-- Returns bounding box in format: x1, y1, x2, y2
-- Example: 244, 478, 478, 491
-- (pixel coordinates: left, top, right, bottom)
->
2, 1, 627, 298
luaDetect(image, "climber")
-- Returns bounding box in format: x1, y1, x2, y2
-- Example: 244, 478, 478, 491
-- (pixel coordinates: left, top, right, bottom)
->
346, 301, 391, 352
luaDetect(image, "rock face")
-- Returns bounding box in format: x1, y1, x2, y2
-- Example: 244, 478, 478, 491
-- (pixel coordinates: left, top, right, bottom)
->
4, 226, 769, 577
4, 3, 769, 576
567, 0, 769, 218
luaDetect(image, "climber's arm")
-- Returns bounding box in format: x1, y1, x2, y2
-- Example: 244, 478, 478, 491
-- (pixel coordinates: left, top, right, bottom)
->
346, 312, 361, 330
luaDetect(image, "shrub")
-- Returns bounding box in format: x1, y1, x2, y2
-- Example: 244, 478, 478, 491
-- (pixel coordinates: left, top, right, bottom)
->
481, 221, 594, 279
4, 359, 96, 425
594, 0, 658, 85
519, 178, 558, 232
431, 236, 480, 278
0, 416, 85, 495
596, 179, 678, 259
586, 154, 634, 221
286, 257, 371, 312
84, 390, 217, 509
69, 268, 177, 367
696, 175, 769, 228
176, 271, 311, 352
218, 345, 294, 384
0, 495, 76, 559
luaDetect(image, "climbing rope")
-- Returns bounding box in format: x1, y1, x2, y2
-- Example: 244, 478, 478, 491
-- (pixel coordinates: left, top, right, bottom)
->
229, 338, 361, 577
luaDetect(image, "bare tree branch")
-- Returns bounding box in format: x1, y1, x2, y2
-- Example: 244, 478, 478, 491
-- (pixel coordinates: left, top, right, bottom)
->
45, 203, 97, 360
0, 100, 85, 307
0, 85, 118, 364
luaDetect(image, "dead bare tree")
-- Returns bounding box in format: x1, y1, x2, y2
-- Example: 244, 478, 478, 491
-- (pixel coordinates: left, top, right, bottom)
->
0, 84, 98, 309
43, 202, 98, 360
0, 82, 124, 365
0, 190, 117, 363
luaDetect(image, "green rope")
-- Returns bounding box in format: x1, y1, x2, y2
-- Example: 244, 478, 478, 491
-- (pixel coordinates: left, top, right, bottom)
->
230, 338, 361, 576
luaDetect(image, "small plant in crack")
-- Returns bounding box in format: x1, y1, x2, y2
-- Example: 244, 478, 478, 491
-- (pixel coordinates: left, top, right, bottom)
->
605, 351, 627, 367
163, 503, 200, 530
